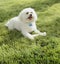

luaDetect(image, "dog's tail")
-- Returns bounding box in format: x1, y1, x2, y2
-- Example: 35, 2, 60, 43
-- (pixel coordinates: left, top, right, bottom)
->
5, 22, 9, 27
5, 23, 8, 27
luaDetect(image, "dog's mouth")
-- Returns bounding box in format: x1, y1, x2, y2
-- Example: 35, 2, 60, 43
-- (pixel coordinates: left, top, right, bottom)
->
28, 16, 32, 20
28, 14, 33, 20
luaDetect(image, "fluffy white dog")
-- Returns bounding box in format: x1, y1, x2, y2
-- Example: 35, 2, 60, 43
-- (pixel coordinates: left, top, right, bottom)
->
5, 8, 46, 40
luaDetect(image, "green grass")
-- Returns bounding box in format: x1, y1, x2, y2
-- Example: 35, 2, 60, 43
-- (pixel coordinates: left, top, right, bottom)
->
0, 0, 60, 64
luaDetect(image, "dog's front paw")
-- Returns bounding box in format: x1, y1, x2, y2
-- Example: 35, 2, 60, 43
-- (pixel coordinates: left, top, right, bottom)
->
29, 36, 34, 40
42, 32, 46, 36
39, 32, 47, 36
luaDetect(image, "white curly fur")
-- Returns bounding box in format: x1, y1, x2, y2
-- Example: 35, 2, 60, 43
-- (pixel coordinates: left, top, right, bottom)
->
5, 8, 46, 40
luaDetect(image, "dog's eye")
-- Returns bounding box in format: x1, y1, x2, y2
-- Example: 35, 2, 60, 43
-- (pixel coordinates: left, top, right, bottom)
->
26, 12, 29, 14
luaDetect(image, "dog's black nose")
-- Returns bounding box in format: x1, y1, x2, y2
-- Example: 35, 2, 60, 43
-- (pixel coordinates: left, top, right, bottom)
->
30, 14, 32, 17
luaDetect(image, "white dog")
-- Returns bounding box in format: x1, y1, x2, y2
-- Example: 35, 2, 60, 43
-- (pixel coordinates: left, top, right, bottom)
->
5, 8, 46, 40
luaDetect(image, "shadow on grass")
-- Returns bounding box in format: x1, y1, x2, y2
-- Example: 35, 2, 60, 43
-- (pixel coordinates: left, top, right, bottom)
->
0, 29, 23, 46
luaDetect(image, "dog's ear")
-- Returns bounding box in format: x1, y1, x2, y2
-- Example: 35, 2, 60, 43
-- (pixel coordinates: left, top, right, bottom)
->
33, 10, 37, 21
35, 12, 37, 21
18, 11, 23, 21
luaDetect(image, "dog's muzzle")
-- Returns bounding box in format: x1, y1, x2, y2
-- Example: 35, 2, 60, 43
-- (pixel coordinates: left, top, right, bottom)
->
28, 14, 33, 20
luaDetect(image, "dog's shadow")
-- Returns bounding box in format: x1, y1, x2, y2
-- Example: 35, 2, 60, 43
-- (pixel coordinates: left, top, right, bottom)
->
0, 29, 24, 46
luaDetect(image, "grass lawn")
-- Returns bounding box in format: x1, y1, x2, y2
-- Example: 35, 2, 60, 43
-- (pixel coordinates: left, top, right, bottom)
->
0, 0, 60, 64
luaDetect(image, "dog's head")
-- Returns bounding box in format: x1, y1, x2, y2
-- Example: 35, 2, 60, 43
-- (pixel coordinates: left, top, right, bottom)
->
19, 8, 37, 22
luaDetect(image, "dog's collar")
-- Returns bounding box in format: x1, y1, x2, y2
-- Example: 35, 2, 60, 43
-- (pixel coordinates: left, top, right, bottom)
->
29, 23, 32, 26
